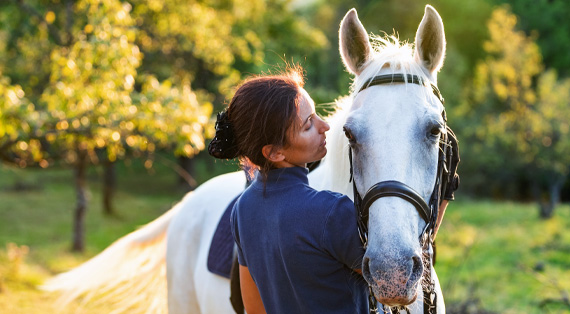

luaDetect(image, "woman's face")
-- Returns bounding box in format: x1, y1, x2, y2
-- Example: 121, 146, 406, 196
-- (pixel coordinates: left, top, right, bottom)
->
279, 88, 330, 168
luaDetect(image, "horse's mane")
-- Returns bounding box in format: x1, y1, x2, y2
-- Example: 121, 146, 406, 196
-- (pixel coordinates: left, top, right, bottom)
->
321, 35, 431, 197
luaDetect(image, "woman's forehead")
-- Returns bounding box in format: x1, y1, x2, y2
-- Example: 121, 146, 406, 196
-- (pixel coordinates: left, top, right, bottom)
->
287, 88, 314, 132
298, 88, 315, 113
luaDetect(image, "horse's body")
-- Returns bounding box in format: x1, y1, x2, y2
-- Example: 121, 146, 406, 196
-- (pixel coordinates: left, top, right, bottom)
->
43, 5, 448, 314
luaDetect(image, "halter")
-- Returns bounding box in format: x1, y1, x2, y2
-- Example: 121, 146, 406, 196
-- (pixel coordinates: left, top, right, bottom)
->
349, 73, 450, 314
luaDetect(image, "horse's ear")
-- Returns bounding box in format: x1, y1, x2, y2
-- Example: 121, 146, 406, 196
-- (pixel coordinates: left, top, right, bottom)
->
414, 5, 446, 74
339, 9, 372, 75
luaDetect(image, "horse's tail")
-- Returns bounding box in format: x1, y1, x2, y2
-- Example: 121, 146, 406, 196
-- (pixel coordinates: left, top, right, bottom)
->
41, 198, 185, 314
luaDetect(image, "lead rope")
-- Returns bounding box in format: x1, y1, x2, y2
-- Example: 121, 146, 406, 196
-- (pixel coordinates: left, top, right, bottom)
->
422, 238, 437, 314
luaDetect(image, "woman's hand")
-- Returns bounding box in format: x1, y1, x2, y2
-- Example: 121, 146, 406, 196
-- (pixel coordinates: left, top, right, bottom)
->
433, 200, 449, 240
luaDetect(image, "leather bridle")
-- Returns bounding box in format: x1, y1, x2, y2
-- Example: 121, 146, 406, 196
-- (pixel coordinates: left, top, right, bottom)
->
348, 73, 450, 314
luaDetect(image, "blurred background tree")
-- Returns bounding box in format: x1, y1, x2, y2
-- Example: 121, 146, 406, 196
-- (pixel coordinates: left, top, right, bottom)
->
0, 74, 45, 165
496, 0, 570, 77
457, 5, 570, 218
1, 0, 214, 251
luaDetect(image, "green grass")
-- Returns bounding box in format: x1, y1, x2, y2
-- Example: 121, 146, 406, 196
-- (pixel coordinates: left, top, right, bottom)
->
0, 154, 240, 313
0, 161, 569, 314
437, 200, 570, 314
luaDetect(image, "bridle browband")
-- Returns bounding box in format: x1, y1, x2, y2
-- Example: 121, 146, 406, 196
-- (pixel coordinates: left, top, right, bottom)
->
350, 73, 450, 314
358, 74, 445, 105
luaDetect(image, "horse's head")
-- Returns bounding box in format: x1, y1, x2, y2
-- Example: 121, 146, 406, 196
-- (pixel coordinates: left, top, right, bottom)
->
339, 6, 446, 306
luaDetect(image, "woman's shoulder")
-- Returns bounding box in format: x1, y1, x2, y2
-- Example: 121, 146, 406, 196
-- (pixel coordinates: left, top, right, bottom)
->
308, 187, 348, 200
306, 188, 353, 210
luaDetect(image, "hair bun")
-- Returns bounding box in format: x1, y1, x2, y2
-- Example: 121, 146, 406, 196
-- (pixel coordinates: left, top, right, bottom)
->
208, 110, 239, 159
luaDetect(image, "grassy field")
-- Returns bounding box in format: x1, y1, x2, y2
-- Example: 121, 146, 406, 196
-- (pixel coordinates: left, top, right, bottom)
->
437, 201, 570, 314
0, 159, 569, 314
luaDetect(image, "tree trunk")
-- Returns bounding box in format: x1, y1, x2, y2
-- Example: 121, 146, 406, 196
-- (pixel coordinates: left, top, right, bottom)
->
103, 160, 116, 216
72, 148, 88, 252
539, 178, 564, 220
539, 202, 554, 219
177, 156, 195, 191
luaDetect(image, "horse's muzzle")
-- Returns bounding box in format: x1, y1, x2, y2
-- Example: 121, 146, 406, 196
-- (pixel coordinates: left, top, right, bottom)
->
362, 249, 423, 306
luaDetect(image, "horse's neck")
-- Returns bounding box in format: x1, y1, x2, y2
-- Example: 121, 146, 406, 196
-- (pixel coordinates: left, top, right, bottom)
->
308, 99, 353, 199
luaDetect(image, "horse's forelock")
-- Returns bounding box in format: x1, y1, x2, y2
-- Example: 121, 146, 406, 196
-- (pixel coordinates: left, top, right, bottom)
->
352, 35, 429, 94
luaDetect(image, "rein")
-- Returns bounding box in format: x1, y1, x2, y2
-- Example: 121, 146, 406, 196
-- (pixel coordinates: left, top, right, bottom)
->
349, 74, 450, 314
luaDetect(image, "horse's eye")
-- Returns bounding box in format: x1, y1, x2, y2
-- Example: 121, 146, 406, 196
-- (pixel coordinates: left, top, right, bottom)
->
429, 126, 441, 136
343, 126, 355, 143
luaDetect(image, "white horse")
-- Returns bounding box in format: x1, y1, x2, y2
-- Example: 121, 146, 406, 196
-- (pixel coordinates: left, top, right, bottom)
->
43, 5, 447, 314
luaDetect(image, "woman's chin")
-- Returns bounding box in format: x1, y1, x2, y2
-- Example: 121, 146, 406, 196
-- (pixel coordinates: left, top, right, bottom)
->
316, 148, 327, 160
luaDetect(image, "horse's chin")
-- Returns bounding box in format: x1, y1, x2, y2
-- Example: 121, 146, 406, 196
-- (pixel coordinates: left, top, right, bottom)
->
371, 279, 420, 306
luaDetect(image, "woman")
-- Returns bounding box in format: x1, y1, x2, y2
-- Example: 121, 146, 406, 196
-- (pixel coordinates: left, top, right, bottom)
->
208, 68, 369, 314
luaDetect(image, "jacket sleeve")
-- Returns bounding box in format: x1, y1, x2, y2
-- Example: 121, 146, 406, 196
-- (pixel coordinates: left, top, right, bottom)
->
321, 195, 365, 270
230, 203, 247, 266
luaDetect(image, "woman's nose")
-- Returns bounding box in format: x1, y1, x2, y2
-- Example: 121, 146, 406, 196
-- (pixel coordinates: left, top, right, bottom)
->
318, 117, 330, 133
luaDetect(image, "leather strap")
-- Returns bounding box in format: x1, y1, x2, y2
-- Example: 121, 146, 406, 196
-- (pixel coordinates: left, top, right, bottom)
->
359, 73, 445, 105
361, 180, 431, 224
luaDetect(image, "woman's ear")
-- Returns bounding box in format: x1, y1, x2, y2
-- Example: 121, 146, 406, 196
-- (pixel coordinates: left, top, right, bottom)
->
262, 144, 285, 163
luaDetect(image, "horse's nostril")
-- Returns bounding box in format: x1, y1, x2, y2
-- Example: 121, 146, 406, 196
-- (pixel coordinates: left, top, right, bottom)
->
411, 254, 423, 279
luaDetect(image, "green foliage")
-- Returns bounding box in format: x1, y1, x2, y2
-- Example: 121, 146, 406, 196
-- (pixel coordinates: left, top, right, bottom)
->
0, 75, 45, 166
1, 0, 215, 166
535, 71, 570, 178
129, 0, 327, 102
495, 0, 570, 78
470, 6, 543, 161
0, 0, 219, 250
132, 76, 213, 157
40, 0, 143, 162
458, 5, 570, 202
0, 1, 61, 98
0, 0, 328, 164
130, 0, 266, 93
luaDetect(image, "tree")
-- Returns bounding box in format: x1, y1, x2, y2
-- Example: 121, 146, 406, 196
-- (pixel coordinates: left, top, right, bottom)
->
494, 0, 570, 78
0, 74, 45, 166
1, 0, 213, 251
532, 70, 570, 217
460, 5, 570, 218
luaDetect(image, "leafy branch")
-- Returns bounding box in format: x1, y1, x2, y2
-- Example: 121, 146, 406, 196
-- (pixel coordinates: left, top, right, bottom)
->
11, 0, 71, 46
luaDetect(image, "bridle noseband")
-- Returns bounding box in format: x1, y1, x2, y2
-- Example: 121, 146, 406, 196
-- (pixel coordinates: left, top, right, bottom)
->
349, 73, 450, 314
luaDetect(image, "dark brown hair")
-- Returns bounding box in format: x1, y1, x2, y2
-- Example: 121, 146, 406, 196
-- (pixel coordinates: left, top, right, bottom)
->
227, 68, 305, 177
